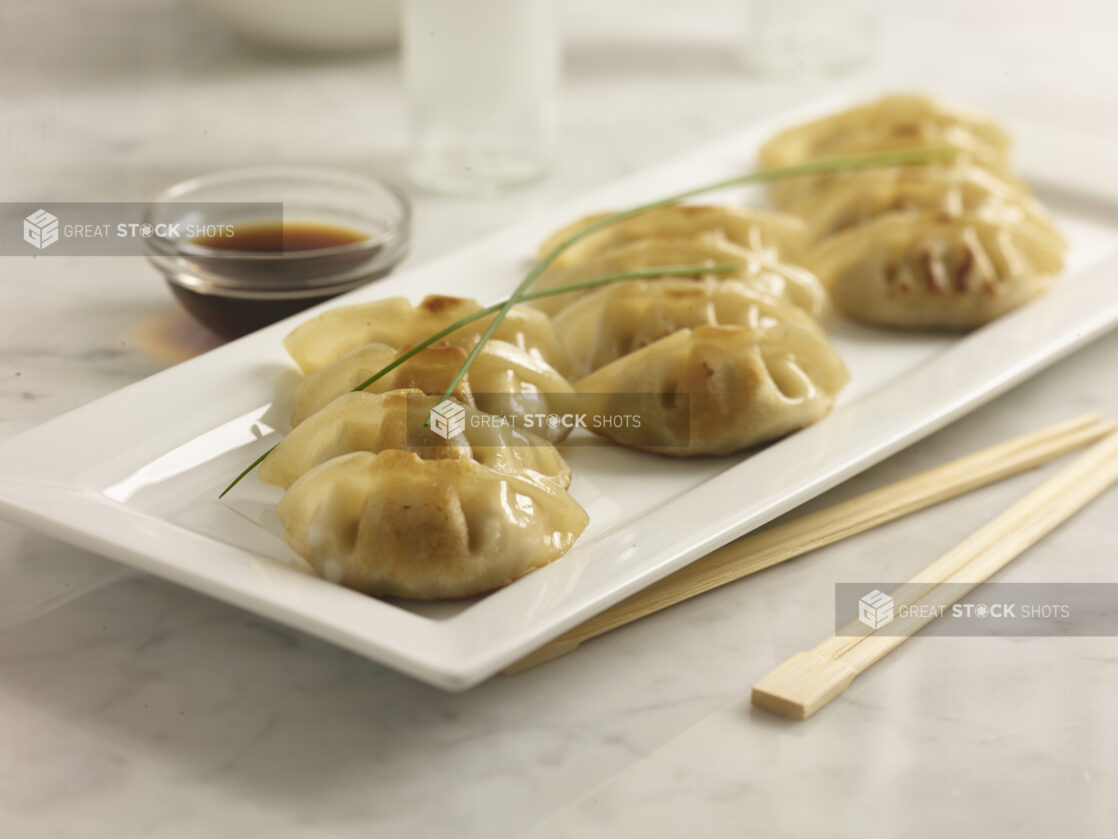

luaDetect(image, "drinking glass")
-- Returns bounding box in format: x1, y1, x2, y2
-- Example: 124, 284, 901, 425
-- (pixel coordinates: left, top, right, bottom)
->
403, 0, 560, 195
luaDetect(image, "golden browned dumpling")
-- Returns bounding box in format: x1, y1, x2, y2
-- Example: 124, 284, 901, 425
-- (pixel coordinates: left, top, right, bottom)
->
808, 212, 1066, 330
574, 324, 849, 456
261, 390, 572, 490
786, 164, 1054, 242
291, 343, 460, 425
551, 278, 819, 379
528, 233, 826, 318
277, 449, 589, 599
283, 294, 569, 376
537, 205, 808, 269
289, 340, 575, 442
759, 94, 1014, 209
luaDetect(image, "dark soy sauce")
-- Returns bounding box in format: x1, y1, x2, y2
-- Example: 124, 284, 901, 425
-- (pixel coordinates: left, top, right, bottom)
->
171, 221, 376, 338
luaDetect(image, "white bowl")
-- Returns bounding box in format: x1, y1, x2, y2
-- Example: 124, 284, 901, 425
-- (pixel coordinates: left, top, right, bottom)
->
188, 0, 400, 53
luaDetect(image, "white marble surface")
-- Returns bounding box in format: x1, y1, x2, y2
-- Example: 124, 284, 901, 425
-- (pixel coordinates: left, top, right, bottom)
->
2, 0, 1118, 836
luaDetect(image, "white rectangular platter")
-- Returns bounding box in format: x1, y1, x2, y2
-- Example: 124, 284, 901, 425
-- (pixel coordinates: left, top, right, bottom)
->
2, 103, 1118, 690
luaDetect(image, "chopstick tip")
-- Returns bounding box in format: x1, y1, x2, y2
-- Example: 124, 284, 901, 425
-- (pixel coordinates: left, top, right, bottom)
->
751, 652, 858, 721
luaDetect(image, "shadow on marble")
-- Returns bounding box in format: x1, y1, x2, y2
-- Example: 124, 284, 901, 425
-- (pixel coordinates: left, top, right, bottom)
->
0, 532, 746, 834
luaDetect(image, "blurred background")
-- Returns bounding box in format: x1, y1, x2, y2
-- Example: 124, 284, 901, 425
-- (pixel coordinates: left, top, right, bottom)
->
4, 0, 1114, 249
0, 0, 1115, 425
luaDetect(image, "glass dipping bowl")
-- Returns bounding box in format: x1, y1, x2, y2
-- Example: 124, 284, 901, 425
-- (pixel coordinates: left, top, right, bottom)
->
144, 167, 411, 338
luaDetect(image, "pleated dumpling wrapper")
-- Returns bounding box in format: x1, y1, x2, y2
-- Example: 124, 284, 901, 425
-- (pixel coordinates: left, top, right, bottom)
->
808, 211, 1066, 330
537, 205, 808, 270
261, 389, 572, 490
552, 277, 819, 379
283, 294, 569, 376
527, 232, 826, 318
574, 324, 849, 457
289, 340, 575, 443
787, 164, 1058, 243
277, 449, 589, 599
759, 94, 1013, 209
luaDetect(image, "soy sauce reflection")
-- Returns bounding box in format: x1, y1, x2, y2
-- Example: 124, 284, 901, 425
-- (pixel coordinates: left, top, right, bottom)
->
191, 220, 369, 253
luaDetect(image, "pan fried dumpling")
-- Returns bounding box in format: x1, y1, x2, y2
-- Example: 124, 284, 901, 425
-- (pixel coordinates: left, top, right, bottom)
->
809, 212, 1066, 330
456, 340, 576, 443
537, 205, 808, 269
552, 278, 820, 379
277, 449, 589, 599
528, 233, 826, 318
261, 390, 572, 490
284, 294, 569, 375
574, 324, 849, 456
759, 95, 1013, 209
788, 165, 1058, 243
290, 340, 575, 442
291, 342, 461, 426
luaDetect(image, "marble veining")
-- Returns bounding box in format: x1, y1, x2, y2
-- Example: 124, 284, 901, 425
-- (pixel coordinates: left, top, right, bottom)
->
2, 0, 1118, 836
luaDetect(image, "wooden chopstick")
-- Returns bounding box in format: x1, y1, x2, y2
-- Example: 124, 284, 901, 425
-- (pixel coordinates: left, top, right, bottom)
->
752, 427, 1118, 720
504, 413, 1112, 675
